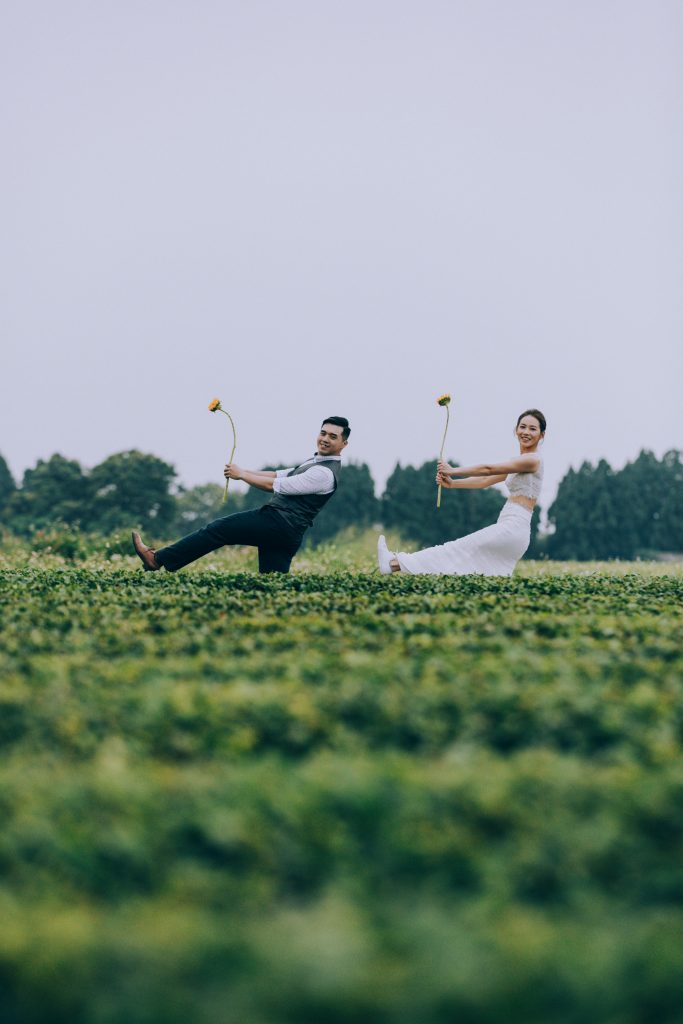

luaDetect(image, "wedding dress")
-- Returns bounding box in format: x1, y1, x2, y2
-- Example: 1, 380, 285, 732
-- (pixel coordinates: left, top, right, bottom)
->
394, 459, 543, 577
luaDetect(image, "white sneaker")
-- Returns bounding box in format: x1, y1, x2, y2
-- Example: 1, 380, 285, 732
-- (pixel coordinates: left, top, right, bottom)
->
377, 535, 393, 575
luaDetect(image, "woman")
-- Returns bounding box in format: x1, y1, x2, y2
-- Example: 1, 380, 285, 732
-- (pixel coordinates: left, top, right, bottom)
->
378, 409, 546, 576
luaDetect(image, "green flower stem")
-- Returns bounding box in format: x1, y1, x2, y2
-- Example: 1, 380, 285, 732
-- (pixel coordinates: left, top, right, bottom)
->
437, 404, 450, 509
219, 408, 237, 504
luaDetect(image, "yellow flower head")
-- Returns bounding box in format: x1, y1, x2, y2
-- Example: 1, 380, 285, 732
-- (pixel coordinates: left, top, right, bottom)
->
208, 398, 221, 412
437, 393, 451, 407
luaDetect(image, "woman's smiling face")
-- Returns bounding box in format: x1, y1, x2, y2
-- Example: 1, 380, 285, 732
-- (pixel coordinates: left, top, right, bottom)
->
516, 415, 543, 451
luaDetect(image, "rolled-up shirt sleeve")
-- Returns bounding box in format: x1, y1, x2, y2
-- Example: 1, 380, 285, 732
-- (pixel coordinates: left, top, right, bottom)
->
272, 465, 335, 496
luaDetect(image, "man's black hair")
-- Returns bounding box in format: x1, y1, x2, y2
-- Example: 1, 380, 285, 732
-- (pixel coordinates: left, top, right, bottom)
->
322, 416, 351, 441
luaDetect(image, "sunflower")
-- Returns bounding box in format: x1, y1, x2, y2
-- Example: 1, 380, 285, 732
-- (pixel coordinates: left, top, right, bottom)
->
436, 393, 452, 508
207, 398, 237, 502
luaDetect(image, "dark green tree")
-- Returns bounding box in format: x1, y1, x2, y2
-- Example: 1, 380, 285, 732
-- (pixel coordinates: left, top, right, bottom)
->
382, 459, 505, 548
6, 454, 90, 534
549, 449, 683, 560
88, 450, 177, 534
618, 449, 670, 553
547, 466, 581, 559
549, 459, 635, 560
0, 454, 16, 520
651, 450, 683, 552
587, 460, 628, 558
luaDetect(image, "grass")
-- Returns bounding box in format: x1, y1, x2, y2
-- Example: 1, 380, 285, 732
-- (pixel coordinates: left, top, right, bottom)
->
1, 524, 682, 575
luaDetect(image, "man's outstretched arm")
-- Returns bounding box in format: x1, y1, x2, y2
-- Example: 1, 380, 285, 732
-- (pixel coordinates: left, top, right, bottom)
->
224, 465, 277, 492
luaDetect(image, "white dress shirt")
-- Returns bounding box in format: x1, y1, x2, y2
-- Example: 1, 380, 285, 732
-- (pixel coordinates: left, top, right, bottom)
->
271, 454, 340, 496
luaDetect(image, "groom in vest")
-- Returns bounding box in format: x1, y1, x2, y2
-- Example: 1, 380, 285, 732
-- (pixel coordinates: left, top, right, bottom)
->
132, 416, 350, 574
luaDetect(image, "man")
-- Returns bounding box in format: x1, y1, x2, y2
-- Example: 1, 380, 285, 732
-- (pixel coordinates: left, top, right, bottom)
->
132, 416, 350, 574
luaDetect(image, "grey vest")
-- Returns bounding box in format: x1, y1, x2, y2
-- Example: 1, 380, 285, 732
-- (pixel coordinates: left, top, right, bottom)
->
267, 457, 341, 532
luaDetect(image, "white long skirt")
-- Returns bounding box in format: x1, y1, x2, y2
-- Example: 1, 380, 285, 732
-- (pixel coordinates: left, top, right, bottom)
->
396, 501, 532, 576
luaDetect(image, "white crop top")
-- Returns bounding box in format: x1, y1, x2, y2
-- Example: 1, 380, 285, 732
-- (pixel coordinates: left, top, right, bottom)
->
506, 458, 544, 500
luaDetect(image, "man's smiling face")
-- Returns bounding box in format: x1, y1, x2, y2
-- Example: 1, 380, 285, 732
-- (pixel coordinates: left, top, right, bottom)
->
317, 423, 347, 456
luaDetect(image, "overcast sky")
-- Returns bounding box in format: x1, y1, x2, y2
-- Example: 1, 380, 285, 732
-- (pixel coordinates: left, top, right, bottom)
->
2, 0, 681, 511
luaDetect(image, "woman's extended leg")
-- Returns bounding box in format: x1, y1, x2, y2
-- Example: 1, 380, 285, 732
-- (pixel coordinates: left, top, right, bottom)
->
377, 535, 402, 574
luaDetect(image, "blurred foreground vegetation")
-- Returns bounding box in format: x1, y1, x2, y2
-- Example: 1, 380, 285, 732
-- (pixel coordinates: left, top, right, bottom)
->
0, 550, 682, 1022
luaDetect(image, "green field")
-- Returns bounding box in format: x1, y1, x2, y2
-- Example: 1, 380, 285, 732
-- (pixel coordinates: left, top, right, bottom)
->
1, 536, 682, 1023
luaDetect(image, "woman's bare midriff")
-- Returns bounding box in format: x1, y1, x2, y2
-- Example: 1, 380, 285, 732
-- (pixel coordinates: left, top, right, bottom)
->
509, 495, 536, 511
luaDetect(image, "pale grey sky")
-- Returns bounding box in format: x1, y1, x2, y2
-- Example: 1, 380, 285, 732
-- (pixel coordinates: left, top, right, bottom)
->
2, 0, 681, 510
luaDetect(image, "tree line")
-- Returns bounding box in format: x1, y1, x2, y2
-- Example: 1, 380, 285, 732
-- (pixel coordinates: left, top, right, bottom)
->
546, 450, 683, 559
0, 448, 681, 559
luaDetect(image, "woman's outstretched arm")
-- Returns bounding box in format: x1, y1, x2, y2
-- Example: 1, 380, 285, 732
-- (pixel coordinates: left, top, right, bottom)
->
438, 454, 540, 477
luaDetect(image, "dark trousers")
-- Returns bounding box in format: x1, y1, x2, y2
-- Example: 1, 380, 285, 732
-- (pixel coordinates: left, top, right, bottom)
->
155, 507, 304, 573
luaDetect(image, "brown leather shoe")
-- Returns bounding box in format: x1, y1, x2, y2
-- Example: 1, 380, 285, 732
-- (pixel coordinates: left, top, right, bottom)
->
131, 531, 160, 571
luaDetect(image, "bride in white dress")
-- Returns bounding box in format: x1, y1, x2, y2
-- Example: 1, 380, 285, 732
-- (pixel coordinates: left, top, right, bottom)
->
378, 409, 546, 576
